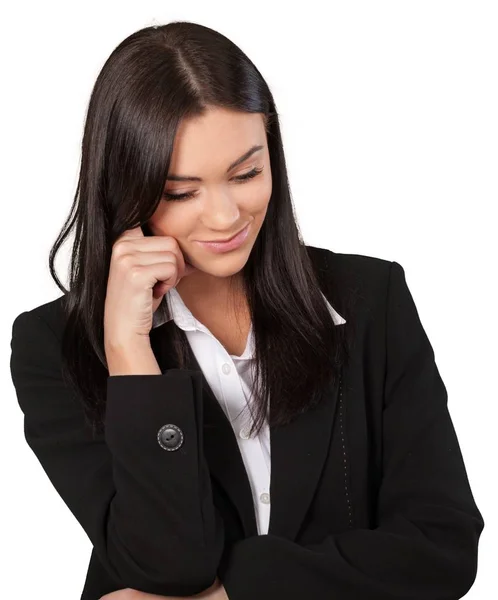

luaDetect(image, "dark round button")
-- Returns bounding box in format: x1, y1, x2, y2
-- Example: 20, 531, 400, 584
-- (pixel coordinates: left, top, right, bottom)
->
157, 424, 184, 451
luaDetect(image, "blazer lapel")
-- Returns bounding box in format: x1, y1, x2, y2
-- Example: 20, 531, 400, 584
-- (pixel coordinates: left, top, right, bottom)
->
268, 375, 340, 540
150, 317, 342, 542
191, 350, 261, 538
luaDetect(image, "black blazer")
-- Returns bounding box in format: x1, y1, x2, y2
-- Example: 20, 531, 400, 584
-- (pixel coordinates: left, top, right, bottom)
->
9, 246, 484, 600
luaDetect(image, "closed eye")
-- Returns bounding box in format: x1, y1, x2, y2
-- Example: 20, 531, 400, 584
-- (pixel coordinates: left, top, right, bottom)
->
162, 166, 264, 202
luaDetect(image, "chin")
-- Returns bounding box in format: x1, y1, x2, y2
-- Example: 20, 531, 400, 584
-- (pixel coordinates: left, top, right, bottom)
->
193, 250, 251, 276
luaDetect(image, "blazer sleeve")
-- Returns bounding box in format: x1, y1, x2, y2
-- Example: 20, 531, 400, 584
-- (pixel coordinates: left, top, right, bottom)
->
219, 261, 485, 600
9, 309, 225, 596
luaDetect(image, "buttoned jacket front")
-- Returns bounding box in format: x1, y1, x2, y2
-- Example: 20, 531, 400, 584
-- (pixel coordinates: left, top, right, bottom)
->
9, 245, 485, 600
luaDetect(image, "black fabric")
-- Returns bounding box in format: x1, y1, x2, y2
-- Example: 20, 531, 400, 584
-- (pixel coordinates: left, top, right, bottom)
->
9, 246, 484, 599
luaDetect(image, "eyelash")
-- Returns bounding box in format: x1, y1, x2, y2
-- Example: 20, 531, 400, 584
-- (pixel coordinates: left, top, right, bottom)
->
162, 166, 264, 201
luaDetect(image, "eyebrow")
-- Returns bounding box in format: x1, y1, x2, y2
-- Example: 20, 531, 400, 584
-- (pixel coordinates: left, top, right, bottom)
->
166, 144, 264, 181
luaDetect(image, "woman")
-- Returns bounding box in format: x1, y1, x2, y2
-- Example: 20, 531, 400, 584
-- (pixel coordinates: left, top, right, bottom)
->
9, 21, 484, 600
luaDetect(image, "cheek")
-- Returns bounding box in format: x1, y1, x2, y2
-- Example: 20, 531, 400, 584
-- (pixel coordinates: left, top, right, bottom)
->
245, 175, 272, 214
261, 169, 273, 204
148, 203, 195, 238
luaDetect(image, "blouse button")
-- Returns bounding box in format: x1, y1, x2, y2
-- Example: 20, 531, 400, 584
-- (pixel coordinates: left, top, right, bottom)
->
239, 426, 250, 440
260, 492, 270, 504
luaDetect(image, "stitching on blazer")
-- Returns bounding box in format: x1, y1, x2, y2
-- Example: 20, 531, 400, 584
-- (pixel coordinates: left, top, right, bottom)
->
338, 373, 354, 528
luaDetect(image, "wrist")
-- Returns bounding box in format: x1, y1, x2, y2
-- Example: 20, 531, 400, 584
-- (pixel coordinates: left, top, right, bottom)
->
104, 332, 151, 353
105, 339, 161, 376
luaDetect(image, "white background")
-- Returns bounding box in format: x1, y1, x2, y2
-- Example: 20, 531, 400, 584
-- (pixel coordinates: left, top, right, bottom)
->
1, 1, 496, 598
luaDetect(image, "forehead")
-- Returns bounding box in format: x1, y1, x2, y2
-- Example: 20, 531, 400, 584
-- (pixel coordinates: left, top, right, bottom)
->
167, 108, 267, 180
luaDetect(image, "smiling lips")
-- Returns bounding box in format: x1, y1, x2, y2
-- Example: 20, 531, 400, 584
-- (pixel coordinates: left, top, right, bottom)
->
195, 223, 251, 253
201, 224, 248, 243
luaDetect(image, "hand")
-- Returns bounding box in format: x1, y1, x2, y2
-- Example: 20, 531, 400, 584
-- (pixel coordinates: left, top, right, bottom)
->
99, 590, 163, 599
191, 576, 229, 599
99, 576, 228, 599
104, 225, 198, 348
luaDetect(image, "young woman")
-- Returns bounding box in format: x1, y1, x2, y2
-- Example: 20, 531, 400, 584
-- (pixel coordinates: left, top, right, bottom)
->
10, 21, 484, 600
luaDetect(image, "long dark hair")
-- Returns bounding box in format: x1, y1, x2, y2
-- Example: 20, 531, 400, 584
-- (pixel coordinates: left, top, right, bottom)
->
49, 21, 354, 439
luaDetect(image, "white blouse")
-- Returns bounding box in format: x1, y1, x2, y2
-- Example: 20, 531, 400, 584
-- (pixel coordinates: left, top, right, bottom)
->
152, 286, 346, 535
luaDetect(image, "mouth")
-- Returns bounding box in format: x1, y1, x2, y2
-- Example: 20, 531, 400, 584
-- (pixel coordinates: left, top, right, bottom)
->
199, 224, 249, 243
195, 222, 251, 253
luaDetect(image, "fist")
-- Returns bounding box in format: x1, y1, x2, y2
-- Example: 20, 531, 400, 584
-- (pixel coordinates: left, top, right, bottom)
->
104, 225, 198, 348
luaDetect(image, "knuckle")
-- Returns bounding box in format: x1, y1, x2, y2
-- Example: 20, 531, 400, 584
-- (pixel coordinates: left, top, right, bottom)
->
128, 265, 143, 282
117, 253, 135, 270
111, 240, 129, 259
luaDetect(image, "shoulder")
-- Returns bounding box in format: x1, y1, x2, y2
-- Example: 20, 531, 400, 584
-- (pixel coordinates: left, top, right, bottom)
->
306, 244, 392, 283
305, 245, 396, 321
10, 294, 67, 345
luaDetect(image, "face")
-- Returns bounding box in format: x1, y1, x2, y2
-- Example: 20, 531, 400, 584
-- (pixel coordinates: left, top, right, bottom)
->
147, 106, 272, 293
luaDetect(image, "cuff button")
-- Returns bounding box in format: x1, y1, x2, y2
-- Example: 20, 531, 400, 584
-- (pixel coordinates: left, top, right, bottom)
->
157, 424, 184, 451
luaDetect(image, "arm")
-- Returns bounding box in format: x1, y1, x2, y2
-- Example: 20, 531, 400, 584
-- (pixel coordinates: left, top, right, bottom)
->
10, 310, 225, 596
218, 261, 484, 600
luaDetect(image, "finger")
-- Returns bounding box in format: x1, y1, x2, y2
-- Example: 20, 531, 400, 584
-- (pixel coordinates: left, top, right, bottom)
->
118, 225, 145, 241
123, 236, 187, 277
127, 251, 178, 266
99, 589, 136, 599
114, 230, 191, 282
140, 261, 182, 289
141, 251, 198, 279
137, 243, 186, 278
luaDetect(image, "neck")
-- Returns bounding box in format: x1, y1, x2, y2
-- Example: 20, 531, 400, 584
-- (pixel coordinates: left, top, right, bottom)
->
175, 271, 246, 308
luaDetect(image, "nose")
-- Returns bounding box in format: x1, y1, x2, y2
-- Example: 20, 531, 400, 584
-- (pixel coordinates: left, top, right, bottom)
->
201, 189, 241, 230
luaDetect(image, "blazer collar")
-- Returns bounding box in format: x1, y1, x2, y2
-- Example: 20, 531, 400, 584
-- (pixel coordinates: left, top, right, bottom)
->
149, 249, 344, 541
